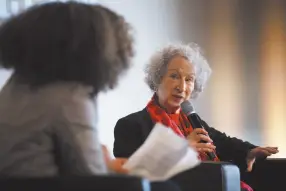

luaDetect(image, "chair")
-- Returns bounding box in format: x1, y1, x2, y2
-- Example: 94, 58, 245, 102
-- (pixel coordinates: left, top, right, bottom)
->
0, 162, 241, 191
171, 162, 241, 191
242, 158, 286, 191
0, 175, 150, 191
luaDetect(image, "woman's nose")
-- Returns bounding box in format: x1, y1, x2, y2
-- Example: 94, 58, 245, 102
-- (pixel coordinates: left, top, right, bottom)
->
176, 80, 186, 92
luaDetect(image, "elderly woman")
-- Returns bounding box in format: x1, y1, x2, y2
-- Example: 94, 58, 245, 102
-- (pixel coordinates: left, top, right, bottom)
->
0, 2, 133, 176
113, 43, 279, 190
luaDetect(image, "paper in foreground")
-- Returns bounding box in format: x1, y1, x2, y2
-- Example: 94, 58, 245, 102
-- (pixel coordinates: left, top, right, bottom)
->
123, 123, 200, 181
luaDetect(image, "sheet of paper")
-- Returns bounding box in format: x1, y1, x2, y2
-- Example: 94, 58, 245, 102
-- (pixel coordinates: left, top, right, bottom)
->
123, 123, 200, 181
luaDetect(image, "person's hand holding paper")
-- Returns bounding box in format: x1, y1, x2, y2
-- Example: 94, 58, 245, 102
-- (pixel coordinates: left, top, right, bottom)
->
122, 123, 200, 181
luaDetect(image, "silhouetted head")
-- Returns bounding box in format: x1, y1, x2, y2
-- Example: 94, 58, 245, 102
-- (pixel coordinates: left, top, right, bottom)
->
0, 2, 134, 95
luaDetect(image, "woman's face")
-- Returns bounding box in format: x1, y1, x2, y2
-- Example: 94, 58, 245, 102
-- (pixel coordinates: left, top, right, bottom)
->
157, 56, 195, 113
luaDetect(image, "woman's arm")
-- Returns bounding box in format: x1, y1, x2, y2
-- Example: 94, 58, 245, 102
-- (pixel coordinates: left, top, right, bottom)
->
53, 120, 108, 175
201, 120, 257, 171
52, 96, 108, 175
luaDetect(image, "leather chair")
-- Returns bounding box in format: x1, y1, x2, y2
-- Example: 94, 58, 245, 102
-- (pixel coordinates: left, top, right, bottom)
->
171, 162, 241, 191
0, 175, 150, 191
0, 162, 241, 191
242, 158, 286, 191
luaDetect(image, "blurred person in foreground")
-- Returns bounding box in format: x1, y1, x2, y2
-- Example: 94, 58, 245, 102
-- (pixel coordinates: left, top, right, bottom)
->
113, 43, 279, 191
0, 1, 134, 176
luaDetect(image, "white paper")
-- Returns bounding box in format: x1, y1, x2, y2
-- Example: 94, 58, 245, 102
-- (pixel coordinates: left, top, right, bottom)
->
123, 123, 200, 181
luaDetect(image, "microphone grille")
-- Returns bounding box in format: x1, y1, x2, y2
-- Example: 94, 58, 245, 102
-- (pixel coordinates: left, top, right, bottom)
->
181, 100, 195, 115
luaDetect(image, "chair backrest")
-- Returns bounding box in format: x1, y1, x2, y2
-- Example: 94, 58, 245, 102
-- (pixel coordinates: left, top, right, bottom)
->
170, 162, 240, 191
0, 175, 151, 191
242, 158, 286, 191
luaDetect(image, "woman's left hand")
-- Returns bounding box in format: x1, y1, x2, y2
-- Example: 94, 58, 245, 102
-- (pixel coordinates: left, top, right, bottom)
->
107, 158, 129, 174
101, 144, 129, 174
246, 146, 279, 172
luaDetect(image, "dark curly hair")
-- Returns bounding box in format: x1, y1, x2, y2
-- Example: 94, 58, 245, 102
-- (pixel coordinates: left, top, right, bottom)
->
0, 1, 134, 94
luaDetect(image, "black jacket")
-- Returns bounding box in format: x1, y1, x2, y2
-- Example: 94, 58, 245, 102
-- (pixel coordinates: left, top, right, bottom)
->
113, 108, 257, 172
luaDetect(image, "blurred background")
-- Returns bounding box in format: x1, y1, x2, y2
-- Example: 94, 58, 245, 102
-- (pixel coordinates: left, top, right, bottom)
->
0, 0, 285, 157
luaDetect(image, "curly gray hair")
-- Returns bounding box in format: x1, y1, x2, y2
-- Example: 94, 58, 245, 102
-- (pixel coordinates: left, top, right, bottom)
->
144, 43, 212, 99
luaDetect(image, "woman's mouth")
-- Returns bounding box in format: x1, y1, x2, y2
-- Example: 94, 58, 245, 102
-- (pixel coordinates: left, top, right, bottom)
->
172, 95, 184, 102
173, 95, 183, 98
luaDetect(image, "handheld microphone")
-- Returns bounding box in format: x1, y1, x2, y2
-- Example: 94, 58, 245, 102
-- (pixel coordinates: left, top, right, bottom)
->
181, 100, 216, 160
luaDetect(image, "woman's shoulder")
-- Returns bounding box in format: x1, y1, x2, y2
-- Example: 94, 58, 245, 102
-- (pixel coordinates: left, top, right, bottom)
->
117, 108, 150, 123
49, 83, 97, 126
115, 108, 154, 136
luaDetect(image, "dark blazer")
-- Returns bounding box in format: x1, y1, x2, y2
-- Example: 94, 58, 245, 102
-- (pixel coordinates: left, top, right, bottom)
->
113, 108, 257, 172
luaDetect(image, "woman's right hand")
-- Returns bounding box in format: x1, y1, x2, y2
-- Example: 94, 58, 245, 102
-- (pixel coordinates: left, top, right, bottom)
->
187, 128, 216, 153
